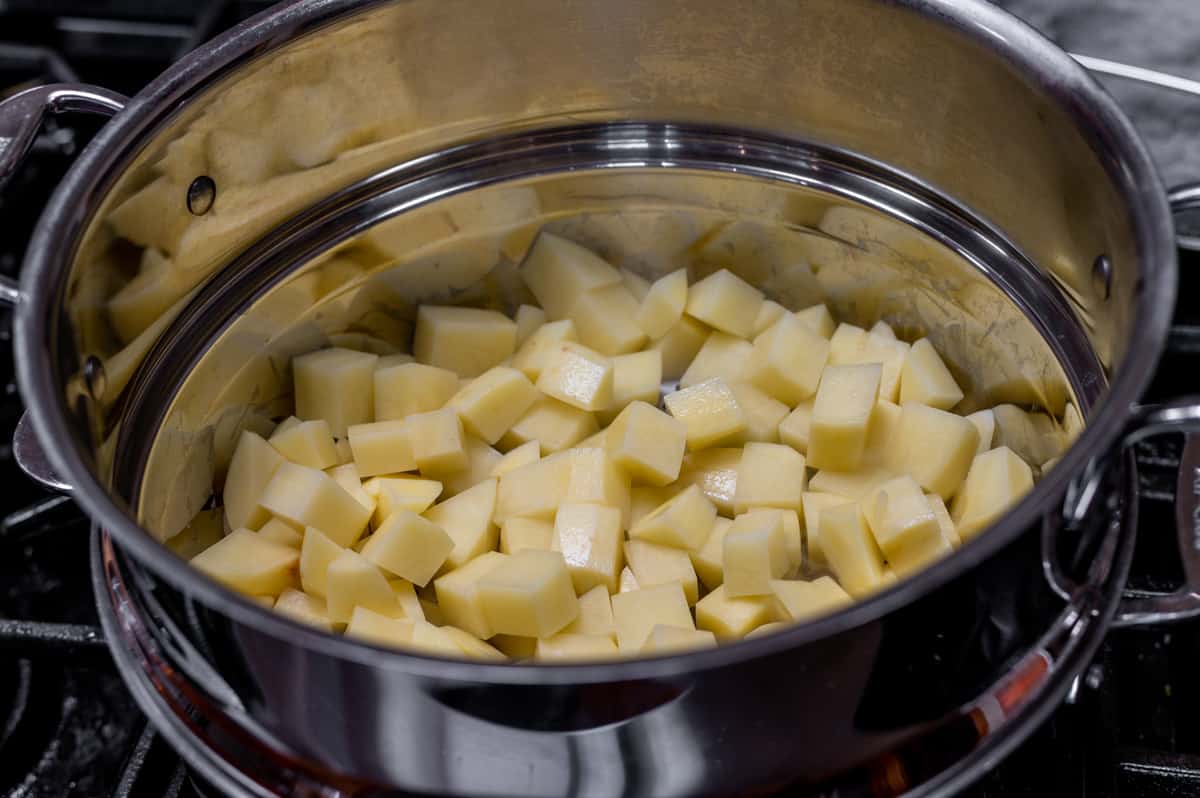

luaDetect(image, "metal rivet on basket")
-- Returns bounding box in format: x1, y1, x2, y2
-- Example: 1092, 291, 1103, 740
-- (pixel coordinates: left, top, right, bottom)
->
1092, 254, 1112, 301
186, 176, 216, 216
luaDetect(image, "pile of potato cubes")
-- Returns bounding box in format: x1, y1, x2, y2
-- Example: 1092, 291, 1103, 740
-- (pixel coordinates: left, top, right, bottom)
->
186, 231, 1058, 661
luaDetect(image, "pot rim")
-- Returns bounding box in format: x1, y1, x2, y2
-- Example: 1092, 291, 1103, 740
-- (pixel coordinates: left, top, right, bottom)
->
14, 0, 1176, 684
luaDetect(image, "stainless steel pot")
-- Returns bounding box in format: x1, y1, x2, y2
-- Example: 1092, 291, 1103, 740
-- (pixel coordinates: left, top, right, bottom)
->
3, 0, 1200, 795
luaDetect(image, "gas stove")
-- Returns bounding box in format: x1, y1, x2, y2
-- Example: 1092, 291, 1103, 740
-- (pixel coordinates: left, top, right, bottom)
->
2, 2, 1200, 796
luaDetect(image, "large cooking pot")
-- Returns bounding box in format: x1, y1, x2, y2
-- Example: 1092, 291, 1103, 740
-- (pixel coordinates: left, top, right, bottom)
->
3, 0, 1200, 795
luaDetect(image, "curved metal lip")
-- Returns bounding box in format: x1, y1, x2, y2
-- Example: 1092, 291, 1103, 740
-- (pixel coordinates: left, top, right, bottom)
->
13, 0, 1176, 684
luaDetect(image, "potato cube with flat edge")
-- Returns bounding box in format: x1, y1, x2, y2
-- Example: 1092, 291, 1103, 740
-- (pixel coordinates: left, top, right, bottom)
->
966, 409, 996, 456
520, 232, 622, 319
501, 397, 598, 455
491, 634, 537, 660
439, 437, 503, 498
740, 508, 802, 572
442, 626, 507, 661
257, 517, 303, 548
298, 526, 343, 598
800, 492, 850, 568
490, 440, 541, 479
478, 550, 579, 638
734, 442, 806, 513
695, 585, 781, 640
722, 513, 789, 597
326, 464, 374, 513
676, 448, 741, 516
600, 350, 663, 425
500, 516, 554, 554
406, 408, 469, 477
807, 363, 882, 472
565, 448, 632, 527
274, 588, 332, 630
424, 478, 498, 570
650, 315, 709, 380
293, 347, 378, 437
269, 419, 338, 470
446, 366, 539, 444
636, 268, 688, 339
728, 382, 788, 444
223, 430, 286, 531
857, 333, 909, 403
746, 314, 831, 406
630, 485, 680, 528
679, 332, 752, 389
495, 453, 572, 522
364, 476, 442, 526
413, 305, 517, 377
552, 503, 625, 594
536, 342, 614, 411
562, 585, 616, 639
360, 510, 455, 587
571, 282, 647, 355
434, 551, 509, 639
510, 319, 578, 380
900, 338, 964, 410
778, 400, 813, 454
536, 634, 619, 661
348, 420, 417, 478
807, 465, 894, 500
374, 362, 461, 421
258, 462, 371, 547
828, 323, 868, 364
190, 528, 299, 597
928, 494, 961, 545
861, 476, 942, 564
884, 403, 980, 500
606, 401, 686, 487
794, 305, 836, 338
388, 579, 425, 620
611, 583, 694, 651
514, 304, 546, 347
619, 565, 640, 593
685, 269, 764, 339
752, 300, 787, 338
629, 484, 717, 552
820, 501, 886, 597
624, 540, 700, 604
690, 517, 732, 591
642, 625, 718, 654
345, 607, 414, 646
665, 377, 748, 451
770, 576, 851, 622
621, 268, 652, 302
862, 400, 902, 466
325, 549, 399, 624
952, 446, 1034, 540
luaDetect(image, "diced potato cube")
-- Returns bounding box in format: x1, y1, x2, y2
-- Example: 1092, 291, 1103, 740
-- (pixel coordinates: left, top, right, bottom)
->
734, 442, 806, 512
269, 419, 338, 470
679, 332, 752, 388
642, 625, 717, 654
496, 453, 572, 522
770, 576, 851, 622
685, 269, 764, 339
536, 342, 614, 411
345, 606, 414, 646
552, 503, 625, 594
629, 484, 717, 551
857, 333, 909, 403
258, 463, 371, 547
408, 620, 469, 657
820, 501, 885, 597
746, 314, 831, 405
728, 382, 788, 444
622, 268, 652, 301
808, 363, 882, 472
564, 448, 632, 526
870, 320, 896, 340
325, 550, 400, 626
900, 338, 964, 410
441, 626, 507, 661
348, 420, 417, 478
562, 585, 615, 638
293, 348, 379, 437
478, 550, 579, 638
374, 362, 461, 421
274, 588, 332, 630
991, 405, 1065, 468
752, 300, 787, 337
606, 401, 687, 486
619, 565, 640, 593
676, 448, 741, 516
624, 540, 699, 604
376, 353, 416, 369
611, 583, 694, 651
665, 377, 748, 450
413, 305, 517, 377
885, 403, 979, 500
490, 634, 537, 659
190, 528, 299, 597
536, 633, 619, 661
807, 466, 894, 500
501, 397, 598, 454
828, 323, 868, 364
862, 400, 901, 466
490, 440, 541, 479
745, 622, 788, 639
966, 409, 996, 456
424, 478, 499, 570
440, 437, 503, 497
928, 494, 961, 546
886, 523, 954, 577
951, 446, 1034, 540
636, 268, 688, 339
723, 513, 789, 597
298, 526, 343, 598
742, 508, 802, 571
326, 464, 374, 513
630, 485, 679, 528
407, 408, 469, 477
365, 476, 443, 525
650, 315, 710, 380
571, 282, 647, 355
434, 551, 508, 639
801, 492, 850, 568
690, 517, 732, 591
420, 598, 446, 626
256, 517, 303, 548
794, 304, 836, 338
695, 585, 780, 640
510, 319, 578, 381
334, 437, 354, 465
499, 517, 554, 554
601, 350, 662, 424
445, 367, 539, 444
861, 476, 943, 569
389, 579, 425, 619
224, 431, 286, 531
514, 304, 546, 347
360, 510, 454, 587
520, 233, 622, 319
778, 399, 813, 453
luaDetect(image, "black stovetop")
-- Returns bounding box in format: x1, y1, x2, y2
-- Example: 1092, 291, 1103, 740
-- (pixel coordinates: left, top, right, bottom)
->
3, 2, 1200, 796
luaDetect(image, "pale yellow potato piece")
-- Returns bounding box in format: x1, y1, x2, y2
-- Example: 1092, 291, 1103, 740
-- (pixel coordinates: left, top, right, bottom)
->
741, 508, 802, 572
807, 465, 894, 500
991, 405, 1065, 469
576, 426, 612, 453
602, 349, 662, 422
857, 333, 909, 403
256, 517, 303, 548
886, 522, 954, 577
293, 348, 378, 437
298, 526, 343, 598
510, 319, 577, 380
621, 268, 652, 302
190, 528, 299, 597
407, 408, 469, 477
445, 366, 539, 444
619, 565, 640, 593
827, 323, 869, 364
770, 576, 852, 622
562, 585, 616, 639
665, 377, 748, 451
274, 588, 332, 630
490, 634, 537, 660
870, 320, 897, 340
728, 382, 788, 444
325, 464, 374, 513
690, 517, 732, 591
388, 579, 425, 620
439, 436, 504, 498
571, 282, 647, 355
434, 551, 508, 639
495, 453, 572, 522
952, 446, 1034, 540
794, 304, 836, 338
269, 419, 338, 470
441, 625, 507, 661
885, 403, 979, 500
679, 332, 752, 389
629, 485, 679, 528
520, 232, 622, 319
611, 583, 694, 651
624, 539, 700, 604
364, 476, 443, 525
685, 269, 764, 339
536, 633, 619, 661
360, 510, 454, 587
642, 625, 718, 654
861, 476, 943, 568
820, 501, 885, 597
499, 516, 554, 554
636, 268, 688, 339
778, 399, 813, 453
345, 606, 414, 646
606, 401, 686, 486
258, 462, 371, 547
478, 550, 579, 638
374, 362, 460, 421
752, 300, 788, 337
424, 478, 499, 570
536, 342, 614, 411
552, 503, 625, 594
564, 448, 633, 525
376, 353, 416, 370
967, 409, 996, 456
325, 549, 400, 624
489, 440, 541, 479
334, 437, 354, 465
348, 420, 417, 478
800, 492, 850, 568
808, 363, 882, 472
723, 512, 789, 597
224, 430, 286, 531
650, 315, 709, 380
900, 338, 964, 410
420, 598, 446, 627
676, 448, 741, 516
862, 399, 901, 466
413, 305, 517, 378
745, 622, 789, 639
928, 493, 961, 546
501, 397, 598, 455
514, 304, 546, 347
695, 585, 781, 640
408, 620, 469, 657
629, 483, 717, 551
745, 314, 831, 405
734, 442, 806, 512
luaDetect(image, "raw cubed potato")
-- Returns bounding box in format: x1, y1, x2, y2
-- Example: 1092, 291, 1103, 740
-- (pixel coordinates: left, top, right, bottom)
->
770, 576, 851, 622
441, 626, 507, 661
734, 442, 806, 512
622, 268, 652, 302
345, 607, 414, 646
886, 522, 954, 577
293, 348, 379, 437
502, 397, 598, 454
629, 484, 717, 551
325, 549, 399, 624
424, 478, 499, 569
800, 492, 851, 568
298, 526, 343, 598
269, 419, 338, 470
722, 512, 789, 597
420, 598, 446, 627
490, 440, 541, 479
373, 362, 459, 421
520, 232, 622, 319
630, 485, 680, 528
952, 446, 1034, 540
752, 300, 787, 337
562, 585, 615, 638
258, 462, 371, 547
565, 448, 632, 526
685, 269, 764, 339
794, 304, 836, 338
606, 401, 687, 486
676, 448, 742, 516
324, 464, 374, 513
828, 323, 869, 364
665, 377, 748, 450
376, 353, 417, 369
536, 342, 614, 411
434, 551, 509, 638
571, 282, 648, 355
741, 508, 802, 571
495, 453, 572, 522
856, 333, 909, 403
966, 409, 996, 456
862, 400, 901, 466
778, 399, 813, 453
348, 420, 417, 477
642, 625, 717, 654
445, 367, 539, 444
991, 404, 1065, 468
224, 430, 286, 530
413, 305, 517, 377
478, 550, 579, 638
808, 363, 882, 472
490, 634, 537, 659
807, 465, 894, 500
611, 583, 694, 651
928, 493, 960, 546
900, 338, 964, 410
870, 320, 897, 340
274, 588, 332, 630
884, 403, 979, 499
334, 437, 354, 465
257, 517, 303, 548
407, 408, 469, 477
745, 622, 789, 639
536, 633, 619, 661
745, 314, 831, 405
365, 476, 443, 525
728, 382, 788, 444
440, 437, 504, 497
819, 501, 885, 597
360, 510, 455, 586
389, 579, 425, 619
690, 517, 732, 591
273, 417, 305, 439
625, 540, 700, 604
679, 332, 753, 388
861, 476, 943, 568
650, 315, 710, 380
510, 319, 578, 380
601, 350, 662, 424
552, 503, 625, 594
619, 565, 640, 593
407, 621, 469, 657
190, 528, 299, 597
636, 268, 688, 339
514, 304, 546, 347
695, 585, 780, 640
